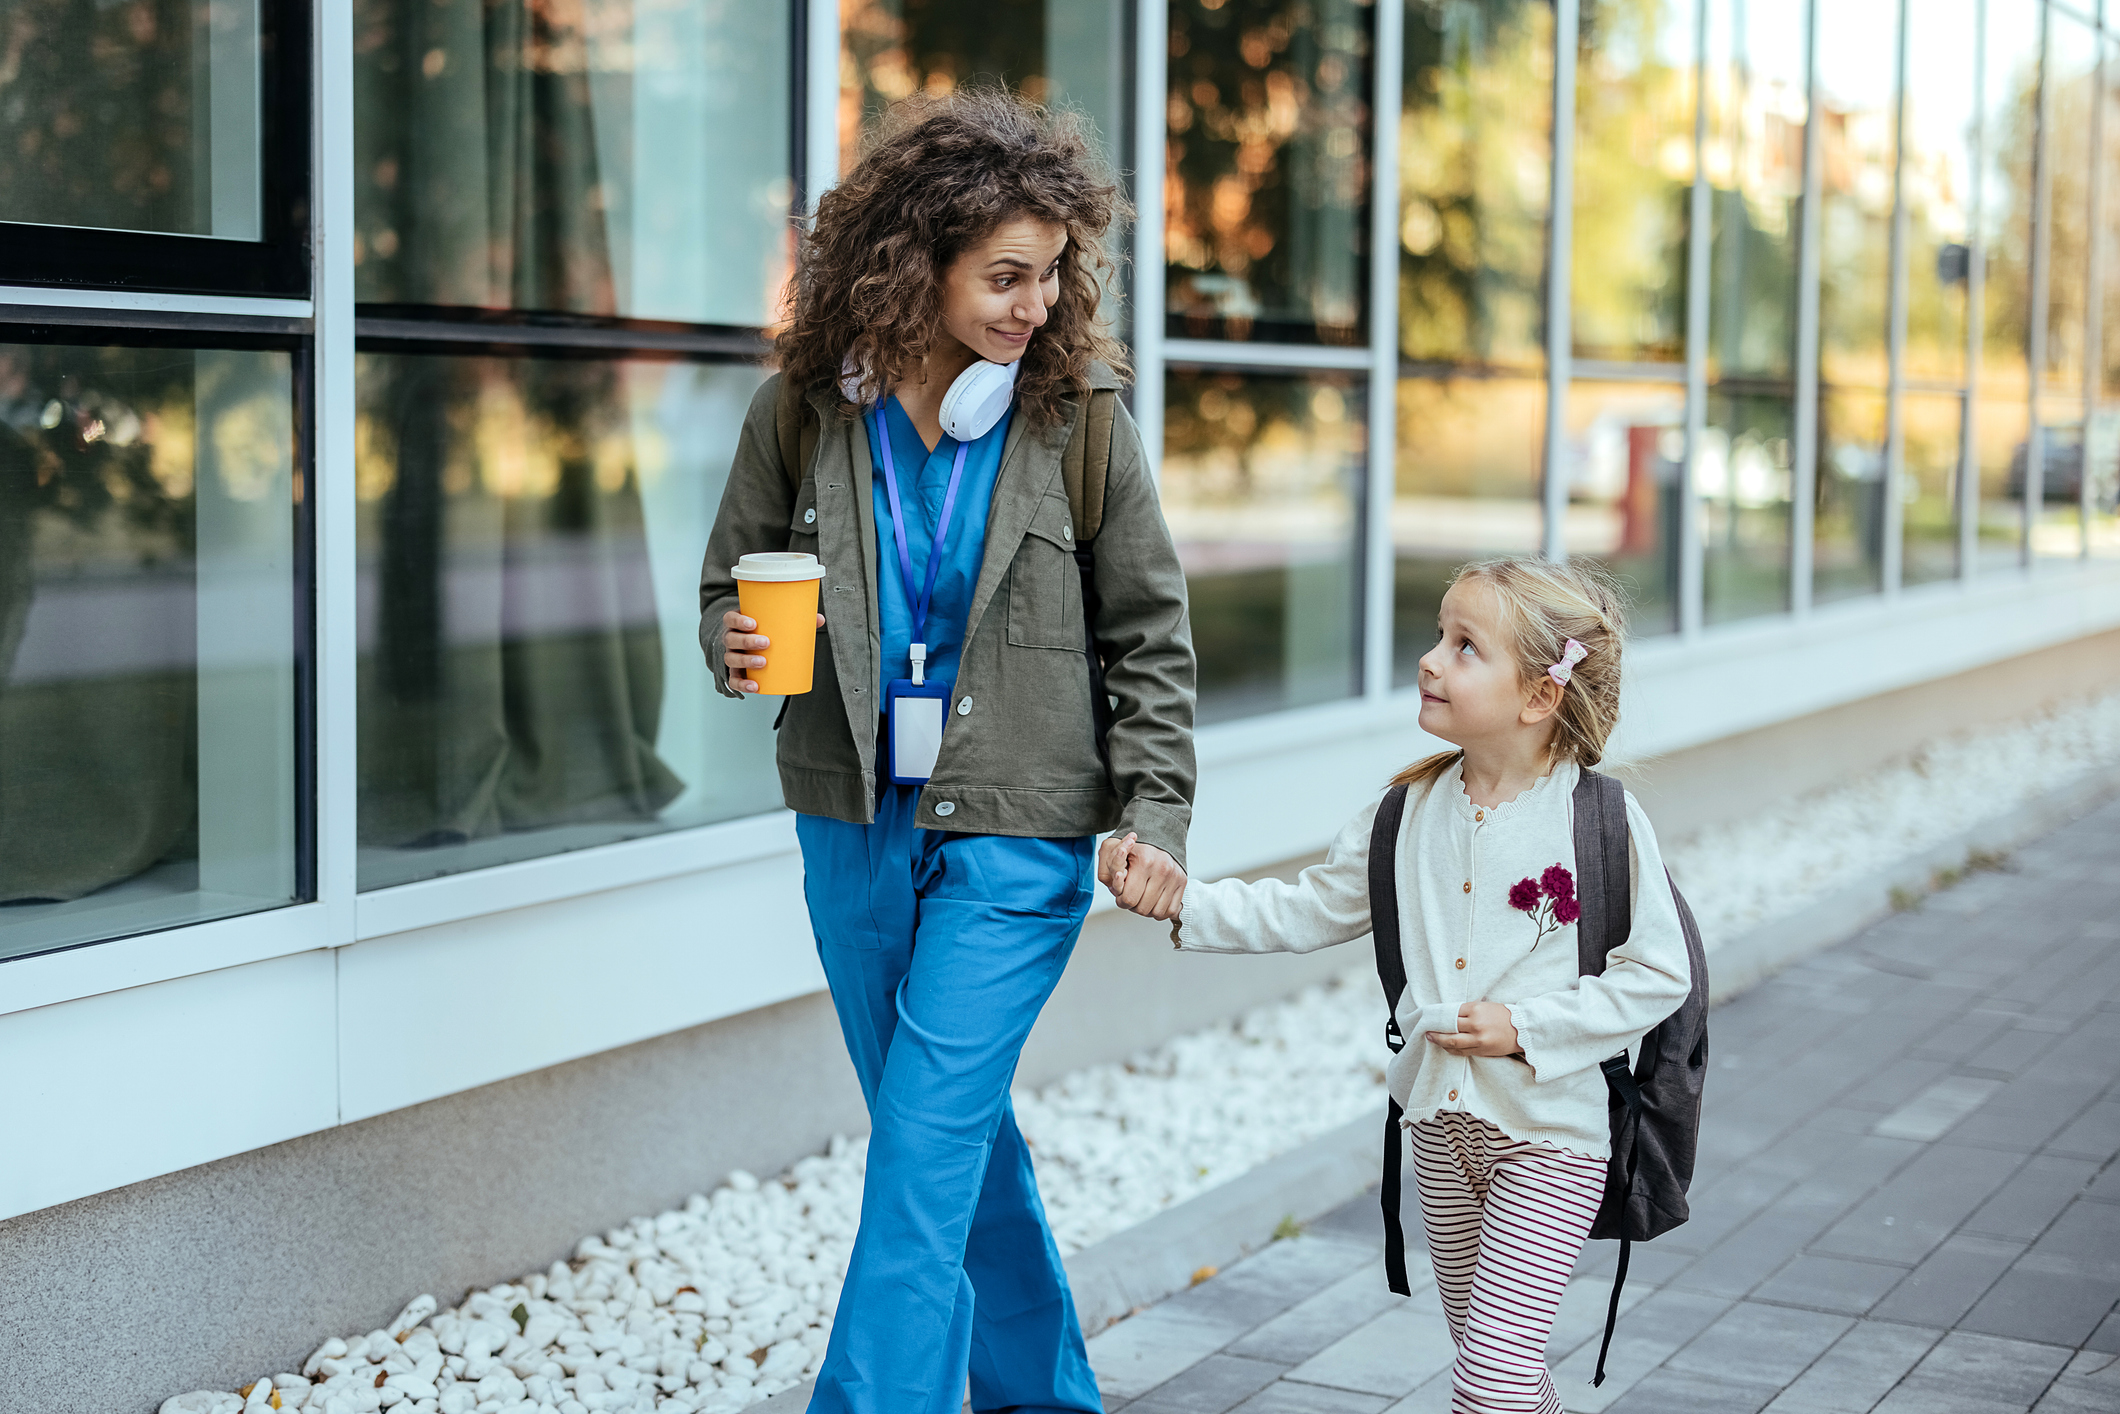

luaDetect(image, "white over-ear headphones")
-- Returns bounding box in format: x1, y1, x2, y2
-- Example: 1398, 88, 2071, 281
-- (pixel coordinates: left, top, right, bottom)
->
937, 359, 1018, 442
840, 354, 1020, 442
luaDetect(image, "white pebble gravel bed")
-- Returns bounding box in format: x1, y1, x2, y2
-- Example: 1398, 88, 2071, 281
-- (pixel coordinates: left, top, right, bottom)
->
161, 689, 2120, 1414
1663, 689, 2120, 946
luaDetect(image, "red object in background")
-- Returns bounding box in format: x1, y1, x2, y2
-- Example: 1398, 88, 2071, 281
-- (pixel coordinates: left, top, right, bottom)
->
1622, 424, 1663, 556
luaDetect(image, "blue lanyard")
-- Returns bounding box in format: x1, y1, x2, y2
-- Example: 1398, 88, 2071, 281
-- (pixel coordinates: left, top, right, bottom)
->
872, 406, 970, 685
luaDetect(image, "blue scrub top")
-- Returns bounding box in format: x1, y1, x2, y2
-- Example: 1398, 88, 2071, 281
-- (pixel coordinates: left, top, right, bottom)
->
870, 394, 1012, 696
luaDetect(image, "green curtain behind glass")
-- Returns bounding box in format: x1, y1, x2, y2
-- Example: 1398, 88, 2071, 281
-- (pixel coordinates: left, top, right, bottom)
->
0, 351, 198, 904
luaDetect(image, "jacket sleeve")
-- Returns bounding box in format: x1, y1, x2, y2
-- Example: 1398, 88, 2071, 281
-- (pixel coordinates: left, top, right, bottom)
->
1173, 797, 1378, 955
1090, 400, 1200, 869
1505, 791, 1692, 1083
699, 376, 799, 700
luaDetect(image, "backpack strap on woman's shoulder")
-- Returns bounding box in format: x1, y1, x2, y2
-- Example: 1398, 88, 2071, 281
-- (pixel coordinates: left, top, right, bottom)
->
1060, 388, 1118, 543
774, 373, 819, 493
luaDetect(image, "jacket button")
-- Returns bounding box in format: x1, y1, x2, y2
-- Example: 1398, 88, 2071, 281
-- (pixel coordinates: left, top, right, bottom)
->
957, 697, 973, 716
1455, 958, 1466, 969
934, 801, 956, 817
803, 507, 817, 525
1063, 523, 1073, 541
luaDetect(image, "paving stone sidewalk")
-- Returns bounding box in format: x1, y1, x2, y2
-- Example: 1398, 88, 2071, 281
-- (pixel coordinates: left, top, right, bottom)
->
1085, 797, 2120, 1414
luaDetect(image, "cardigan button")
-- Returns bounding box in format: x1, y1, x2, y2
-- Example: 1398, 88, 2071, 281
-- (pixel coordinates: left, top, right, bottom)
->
1462, 881, 1471, 894
1455, 958, 1466, 970
1475, 810, 1484, 822
1448, 1089, 1459, 1102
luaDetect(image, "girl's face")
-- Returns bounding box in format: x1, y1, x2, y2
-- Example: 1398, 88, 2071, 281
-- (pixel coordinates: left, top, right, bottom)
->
1416, 579, 1560, 751
937, 217, 1067, 366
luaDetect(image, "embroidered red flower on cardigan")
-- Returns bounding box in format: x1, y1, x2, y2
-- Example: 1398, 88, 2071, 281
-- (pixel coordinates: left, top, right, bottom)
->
1508, 864, 1578, 948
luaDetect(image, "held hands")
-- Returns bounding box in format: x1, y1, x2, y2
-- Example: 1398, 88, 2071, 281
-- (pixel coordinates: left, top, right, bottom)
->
1098, 832, 1187, 922
721, 610, 826, 694
1426, 1001, 1521, 1058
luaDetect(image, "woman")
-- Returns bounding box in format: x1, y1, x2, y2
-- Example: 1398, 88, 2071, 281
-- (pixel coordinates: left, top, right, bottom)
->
697, 93, 1196, 1413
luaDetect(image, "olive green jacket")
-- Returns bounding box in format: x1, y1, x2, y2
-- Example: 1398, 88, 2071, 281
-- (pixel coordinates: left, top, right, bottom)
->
697, 365, 1198, 868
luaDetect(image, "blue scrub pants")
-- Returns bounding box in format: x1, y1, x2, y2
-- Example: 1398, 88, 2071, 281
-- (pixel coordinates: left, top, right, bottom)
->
797, 784, 1104, 1414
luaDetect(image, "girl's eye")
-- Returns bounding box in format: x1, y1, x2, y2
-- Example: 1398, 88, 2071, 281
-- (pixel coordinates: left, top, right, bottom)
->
1459, 640, 1476, 657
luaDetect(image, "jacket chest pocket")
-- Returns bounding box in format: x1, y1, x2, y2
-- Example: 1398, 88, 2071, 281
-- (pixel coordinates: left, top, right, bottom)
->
1007, 496, 1083, 650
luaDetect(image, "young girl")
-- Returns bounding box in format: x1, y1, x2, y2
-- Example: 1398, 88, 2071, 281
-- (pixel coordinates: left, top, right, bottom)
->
1114, 557, 1691, 1413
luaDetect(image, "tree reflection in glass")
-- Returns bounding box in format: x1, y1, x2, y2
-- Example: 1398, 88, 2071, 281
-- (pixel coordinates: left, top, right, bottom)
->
0, 0, 263, 238
351, 0, 790, 324
1165, 0, 1371, 344
0, 341, 299, 961
1399, 0, 1553, 369
1162, 368, 1364, 721
353, 354, 780, 890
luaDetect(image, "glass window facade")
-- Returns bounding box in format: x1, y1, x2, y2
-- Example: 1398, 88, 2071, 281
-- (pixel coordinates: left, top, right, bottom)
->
1165, 0, 1372, 344
0, 338, 303, 961
353, 353, 778, 889
352, 0, 792, 324
1399, 0, 1553, 369
0, 0, 265, 240
9, 0, 2120, 960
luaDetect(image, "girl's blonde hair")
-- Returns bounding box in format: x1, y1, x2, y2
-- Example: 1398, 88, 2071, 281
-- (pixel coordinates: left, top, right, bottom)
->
1393, 557, 1629, 789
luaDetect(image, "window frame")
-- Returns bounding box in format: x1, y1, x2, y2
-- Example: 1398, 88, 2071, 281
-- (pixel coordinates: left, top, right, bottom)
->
0, 308, 318, 965
0, 0, 313, 299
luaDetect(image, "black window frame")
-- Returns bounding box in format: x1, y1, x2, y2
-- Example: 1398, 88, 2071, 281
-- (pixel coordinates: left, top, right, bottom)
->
0, 0, 313, 299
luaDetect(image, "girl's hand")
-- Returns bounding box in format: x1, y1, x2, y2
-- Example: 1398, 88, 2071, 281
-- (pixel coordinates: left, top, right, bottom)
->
1103, 833, 1186, 921
1426, 1001, 1521, 1058
1098, 832, 1134, 899
721, 609, 826, 693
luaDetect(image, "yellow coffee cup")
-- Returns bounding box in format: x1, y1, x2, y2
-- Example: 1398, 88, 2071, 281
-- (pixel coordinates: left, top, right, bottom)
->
733, 552, 828, 695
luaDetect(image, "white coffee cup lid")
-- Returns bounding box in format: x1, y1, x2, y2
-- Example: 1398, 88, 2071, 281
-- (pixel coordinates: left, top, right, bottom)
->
732, 552, 827, 582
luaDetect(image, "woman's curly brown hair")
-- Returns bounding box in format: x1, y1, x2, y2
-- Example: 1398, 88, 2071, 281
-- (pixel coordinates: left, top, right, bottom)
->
776, 89, 1133, 429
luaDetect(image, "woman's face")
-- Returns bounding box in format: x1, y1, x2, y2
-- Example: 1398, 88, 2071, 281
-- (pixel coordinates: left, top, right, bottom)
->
937, 217, 1067, 366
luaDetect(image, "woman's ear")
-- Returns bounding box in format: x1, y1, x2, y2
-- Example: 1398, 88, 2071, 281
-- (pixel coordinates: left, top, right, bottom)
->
1519, 671, 1564, 728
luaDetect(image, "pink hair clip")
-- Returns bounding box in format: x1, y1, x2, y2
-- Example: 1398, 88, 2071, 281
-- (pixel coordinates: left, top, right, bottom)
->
1548, 639, 1588, 686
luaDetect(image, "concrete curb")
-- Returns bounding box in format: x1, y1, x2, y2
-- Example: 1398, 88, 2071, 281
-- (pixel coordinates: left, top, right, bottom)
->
756, 763, 2120, 1405
1061, 1111, 1378, 1334
1701, 762, 2120, 1004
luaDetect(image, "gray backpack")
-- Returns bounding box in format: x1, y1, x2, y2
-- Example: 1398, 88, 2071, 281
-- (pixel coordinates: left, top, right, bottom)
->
1367, 766, 1710, 1387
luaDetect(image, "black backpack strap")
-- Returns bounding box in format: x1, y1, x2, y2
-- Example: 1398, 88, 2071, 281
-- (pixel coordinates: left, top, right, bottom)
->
1571, 767, 1632, 977
1574, 766, 1642, 1386
1066, 391, 1119, 770
1368, 781, 1413, 1297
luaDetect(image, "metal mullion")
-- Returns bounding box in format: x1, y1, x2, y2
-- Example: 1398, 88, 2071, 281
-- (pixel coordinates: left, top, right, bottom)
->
2080, 17, 2107, 558
1882, 0, 1912, 596
1133, 0, 1168, 480
806, 0, 840, 213
1790, 0, 1824, 617
1542, 0, 1580, 563
1681, 0, 1711, 639
1960, 0, 1988, 583
313, 0, 359, 989
2024, 0, 2053, 569
1366, 0, 1404, 700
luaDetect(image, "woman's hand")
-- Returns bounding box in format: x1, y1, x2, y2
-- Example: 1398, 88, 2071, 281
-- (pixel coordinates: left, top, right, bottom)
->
721, 609, 826, 693
1426, 1002, 1521, 1058
1099, 832, 1187, 921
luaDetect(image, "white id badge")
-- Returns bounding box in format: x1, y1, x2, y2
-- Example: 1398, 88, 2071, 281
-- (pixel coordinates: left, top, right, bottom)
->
884, 678, 950, 784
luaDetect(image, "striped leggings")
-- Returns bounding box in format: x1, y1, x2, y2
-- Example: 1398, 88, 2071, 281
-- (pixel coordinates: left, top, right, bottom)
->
1410, 1111, 1609, 1414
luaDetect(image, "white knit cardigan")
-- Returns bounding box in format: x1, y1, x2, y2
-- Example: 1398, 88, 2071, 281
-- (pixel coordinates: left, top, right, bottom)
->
1173, 760, 1692, 1159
